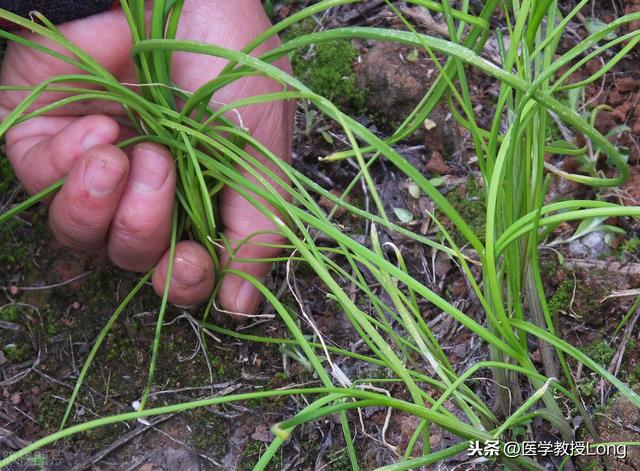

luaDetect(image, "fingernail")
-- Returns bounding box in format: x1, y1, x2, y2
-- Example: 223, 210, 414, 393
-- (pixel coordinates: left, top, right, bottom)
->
173, 256, 207, 287
82, 130, 112, 152
84, 157, 126, 196
237, 280, 263, 314
131, 146, 171, 192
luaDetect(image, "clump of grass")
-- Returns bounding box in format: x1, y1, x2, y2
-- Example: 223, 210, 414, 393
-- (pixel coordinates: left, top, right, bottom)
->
2, 0, 640, 469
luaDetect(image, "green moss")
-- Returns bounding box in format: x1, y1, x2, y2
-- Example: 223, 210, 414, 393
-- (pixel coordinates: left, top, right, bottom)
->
240, 440, 265, 470
0, 219, 29, 266
576, 340, 616, 400
104, 334, 135, 362
617, 237, 640, 261
190, 411, 228, 454
246, 371, 291, 408
630, 364, 640, 385
42, 304, 63, 338
273, 371, 289, 384
325, 449, 350, 470
437, 177, 486, 244
79, 269, 121, 308
82, 423, 128, 448
286, 19, 364, 112
0, 304, 19, 322
548, 280, 572, 316
36, 390, 67, 433
240, 440, 283, 470
0, 157, 16, 193
3, 342, 32, 362
582, 340, 616, 367
548, 277, 602, 321
0, 206, 47, 268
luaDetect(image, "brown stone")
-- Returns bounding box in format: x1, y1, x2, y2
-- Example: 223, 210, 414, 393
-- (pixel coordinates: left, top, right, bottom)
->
356, 41, 460, 156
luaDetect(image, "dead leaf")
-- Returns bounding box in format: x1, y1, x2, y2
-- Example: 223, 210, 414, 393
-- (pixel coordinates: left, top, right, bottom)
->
434, 252, 451, 279
251, 424, 272, 443
425, 151, 451, 175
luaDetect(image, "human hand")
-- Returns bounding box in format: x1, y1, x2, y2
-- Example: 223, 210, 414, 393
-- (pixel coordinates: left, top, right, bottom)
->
0, 0, 293, 313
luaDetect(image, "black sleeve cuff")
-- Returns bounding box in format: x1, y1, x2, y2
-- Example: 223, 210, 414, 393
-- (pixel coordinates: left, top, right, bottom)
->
0, 0, 115, 26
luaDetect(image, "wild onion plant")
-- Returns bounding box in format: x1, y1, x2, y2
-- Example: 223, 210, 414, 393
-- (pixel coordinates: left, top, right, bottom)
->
1, 0, 640, 469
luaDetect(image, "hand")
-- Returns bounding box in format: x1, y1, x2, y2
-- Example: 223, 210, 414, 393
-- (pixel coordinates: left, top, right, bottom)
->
0, 0, 293, 313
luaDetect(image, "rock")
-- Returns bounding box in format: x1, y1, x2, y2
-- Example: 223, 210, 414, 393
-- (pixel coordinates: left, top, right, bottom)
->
357, 41, 430, 124
356, 41, 460, 155
568, 232, 611, 259
567, 240, 587, 258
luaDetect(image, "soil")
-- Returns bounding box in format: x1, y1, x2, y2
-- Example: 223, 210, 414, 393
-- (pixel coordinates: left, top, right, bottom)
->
1, 1, 640, 470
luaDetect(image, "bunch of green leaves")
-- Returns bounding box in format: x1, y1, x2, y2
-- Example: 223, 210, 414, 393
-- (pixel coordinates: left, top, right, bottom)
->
2, 1, 640, 470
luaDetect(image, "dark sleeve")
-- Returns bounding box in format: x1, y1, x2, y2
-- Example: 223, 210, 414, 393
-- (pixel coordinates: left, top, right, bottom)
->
0, 0, 116, 27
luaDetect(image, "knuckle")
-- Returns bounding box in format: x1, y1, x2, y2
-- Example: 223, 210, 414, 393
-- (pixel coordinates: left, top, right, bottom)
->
108, 215, 167, 272
55, 202, 109, 247
111, 213, 160, 243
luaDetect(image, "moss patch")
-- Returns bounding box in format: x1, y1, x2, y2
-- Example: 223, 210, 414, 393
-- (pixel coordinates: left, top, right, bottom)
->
617, 236, 640, 260
189, 410, 229, 455
436, 177, 486, 245
548, 279, 573, 316
3, 342, 32, 362
286, 19, 364, 112
240, 439, 284, 470
548, 276, 606, 324
0, 157, 16, 193
0, 304, 19, 322
325, 449, 351, 470
582, 340, 616, 367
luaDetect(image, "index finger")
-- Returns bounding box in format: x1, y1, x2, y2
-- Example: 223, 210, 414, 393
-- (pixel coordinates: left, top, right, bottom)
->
5, 114, 120, 194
